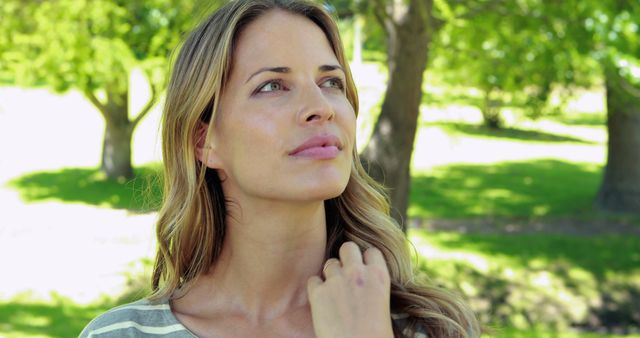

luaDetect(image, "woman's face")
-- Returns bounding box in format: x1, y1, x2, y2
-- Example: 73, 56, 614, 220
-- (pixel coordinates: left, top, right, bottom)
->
204, 9, 356, 204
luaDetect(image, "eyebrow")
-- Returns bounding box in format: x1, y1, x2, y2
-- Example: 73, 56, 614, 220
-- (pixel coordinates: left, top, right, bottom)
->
245, 64, 344, 84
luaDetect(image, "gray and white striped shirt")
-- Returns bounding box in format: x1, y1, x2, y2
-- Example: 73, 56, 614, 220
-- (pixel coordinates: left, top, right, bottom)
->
79, 298, 427, 337
80, 299, 196, 337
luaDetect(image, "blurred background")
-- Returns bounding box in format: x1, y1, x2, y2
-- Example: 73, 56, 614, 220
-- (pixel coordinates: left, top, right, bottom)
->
1, 0, 639, 337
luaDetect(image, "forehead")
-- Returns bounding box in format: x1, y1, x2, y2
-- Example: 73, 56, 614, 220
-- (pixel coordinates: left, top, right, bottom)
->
231, 10, 338, 77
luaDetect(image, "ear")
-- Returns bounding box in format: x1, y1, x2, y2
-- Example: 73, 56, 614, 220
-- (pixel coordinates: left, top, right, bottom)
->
195, 121, 224, 169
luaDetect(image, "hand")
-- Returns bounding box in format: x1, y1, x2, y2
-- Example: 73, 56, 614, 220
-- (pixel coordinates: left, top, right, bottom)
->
307, 242, 393, 338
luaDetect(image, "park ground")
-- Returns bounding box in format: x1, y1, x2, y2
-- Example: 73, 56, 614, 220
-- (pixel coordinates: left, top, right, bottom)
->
0, 64, 639, 337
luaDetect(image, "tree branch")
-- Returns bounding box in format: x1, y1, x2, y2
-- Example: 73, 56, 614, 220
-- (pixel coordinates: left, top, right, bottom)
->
371, 0, 395, 32
83, 88, 109, 121
132, 84, 158, 127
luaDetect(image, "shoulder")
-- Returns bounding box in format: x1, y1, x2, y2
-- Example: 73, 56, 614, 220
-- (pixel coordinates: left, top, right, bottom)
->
392, 313, 428, 338
79, 298, 195, 338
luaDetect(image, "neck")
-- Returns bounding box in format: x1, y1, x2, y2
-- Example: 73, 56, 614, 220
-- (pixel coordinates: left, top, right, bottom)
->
193, 199, 327, 322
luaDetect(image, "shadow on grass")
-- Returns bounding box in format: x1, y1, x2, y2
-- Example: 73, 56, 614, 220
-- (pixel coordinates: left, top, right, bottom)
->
432, 122, 598, 144
409, 159, 603, 219
411, 230, 640, 334
6, 164, 163, 212
424, 232, 640, 278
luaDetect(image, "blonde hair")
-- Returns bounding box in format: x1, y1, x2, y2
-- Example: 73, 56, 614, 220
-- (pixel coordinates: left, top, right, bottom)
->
152, 0, 481, 337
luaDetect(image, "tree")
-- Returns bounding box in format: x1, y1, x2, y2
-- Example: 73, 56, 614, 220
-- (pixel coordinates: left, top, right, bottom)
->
586, 2, 640, 212
429, 0, 590, 129
354, 0, 440, 229
358, 0, 526, 229
0, 0, 199, 179
431, 0, 640, 213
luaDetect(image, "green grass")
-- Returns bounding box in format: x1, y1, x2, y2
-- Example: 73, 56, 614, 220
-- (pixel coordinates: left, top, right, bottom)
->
0, 291, 153, 338
6, 164, 163, 212
0, 259, 153, 338
546, 110, 606, 126
409, 159, 603, 219
410, 229, 640, 335
432, 122, 599, 144
0, 295, 113, 338
414, 231, 640, 280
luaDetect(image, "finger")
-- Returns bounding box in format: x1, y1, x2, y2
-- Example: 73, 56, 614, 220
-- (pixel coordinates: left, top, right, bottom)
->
364, 247, 390, 285
363, 247, 386, 267
339, 241, 363, 267
322, 258, 342, 279
307, 275, 323, 297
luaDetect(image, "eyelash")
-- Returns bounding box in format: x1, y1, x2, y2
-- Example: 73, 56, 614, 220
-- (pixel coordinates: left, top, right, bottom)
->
254, 77, 345, 95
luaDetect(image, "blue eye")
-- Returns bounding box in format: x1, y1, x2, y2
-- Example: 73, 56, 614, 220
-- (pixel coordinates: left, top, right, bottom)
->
258, 80, 283, 93
322, 77, 345, 91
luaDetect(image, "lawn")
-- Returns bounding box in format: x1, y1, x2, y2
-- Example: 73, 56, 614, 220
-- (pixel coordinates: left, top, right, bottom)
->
410, 159, 603, 219
410, 230, 640, 331
7, 165, 163, 212
0, 296, 112, 338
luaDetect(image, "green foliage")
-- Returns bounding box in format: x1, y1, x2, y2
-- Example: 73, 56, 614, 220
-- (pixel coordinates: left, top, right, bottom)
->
6, 164, 163, 212
337, 18, 355, 60
431, 1, 587, 121
0, 0, 199, 96
428, 0, 639, 125
325, 0, 387, 62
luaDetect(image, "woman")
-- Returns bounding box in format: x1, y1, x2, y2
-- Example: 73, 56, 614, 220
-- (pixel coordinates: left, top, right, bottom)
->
81, 0, 481, 337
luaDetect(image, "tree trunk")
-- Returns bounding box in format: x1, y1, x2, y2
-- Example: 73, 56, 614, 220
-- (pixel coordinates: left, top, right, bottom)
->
481, 88, 502, 129
102, 118, 134, 180
596, 68, 640, 213
100, 90, 134, 180
85, 79, 158, 181
361, 0, 435, 230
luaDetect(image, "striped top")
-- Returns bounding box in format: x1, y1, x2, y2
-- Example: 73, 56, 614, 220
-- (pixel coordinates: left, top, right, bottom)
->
79, 298, 427, 337
79, 299, 195, 337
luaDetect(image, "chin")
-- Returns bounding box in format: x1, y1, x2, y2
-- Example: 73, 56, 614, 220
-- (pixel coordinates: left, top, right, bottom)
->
298, 174, 350, 201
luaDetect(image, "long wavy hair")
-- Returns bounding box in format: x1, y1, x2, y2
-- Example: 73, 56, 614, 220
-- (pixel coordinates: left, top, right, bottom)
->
151, 0, 480, 337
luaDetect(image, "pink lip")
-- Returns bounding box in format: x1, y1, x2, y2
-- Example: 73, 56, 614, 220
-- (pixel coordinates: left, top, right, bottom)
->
289, 135, 343, 159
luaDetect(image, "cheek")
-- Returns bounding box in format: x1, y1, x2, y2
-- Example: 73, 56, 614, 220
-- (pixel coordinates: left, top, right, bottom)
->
232, 125, 276, 157
337, 100, 357, 145
219, 114, 284, 166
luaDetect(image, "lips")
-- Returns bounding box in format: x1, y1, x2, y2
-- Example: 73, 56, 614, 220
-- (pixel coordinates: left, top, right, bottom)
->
289, 134, 343, 159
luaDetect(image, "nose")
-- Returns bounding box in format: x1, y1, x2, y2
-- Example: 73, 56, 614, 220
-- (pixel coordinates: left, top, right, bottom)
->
296, 84, 335, 124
